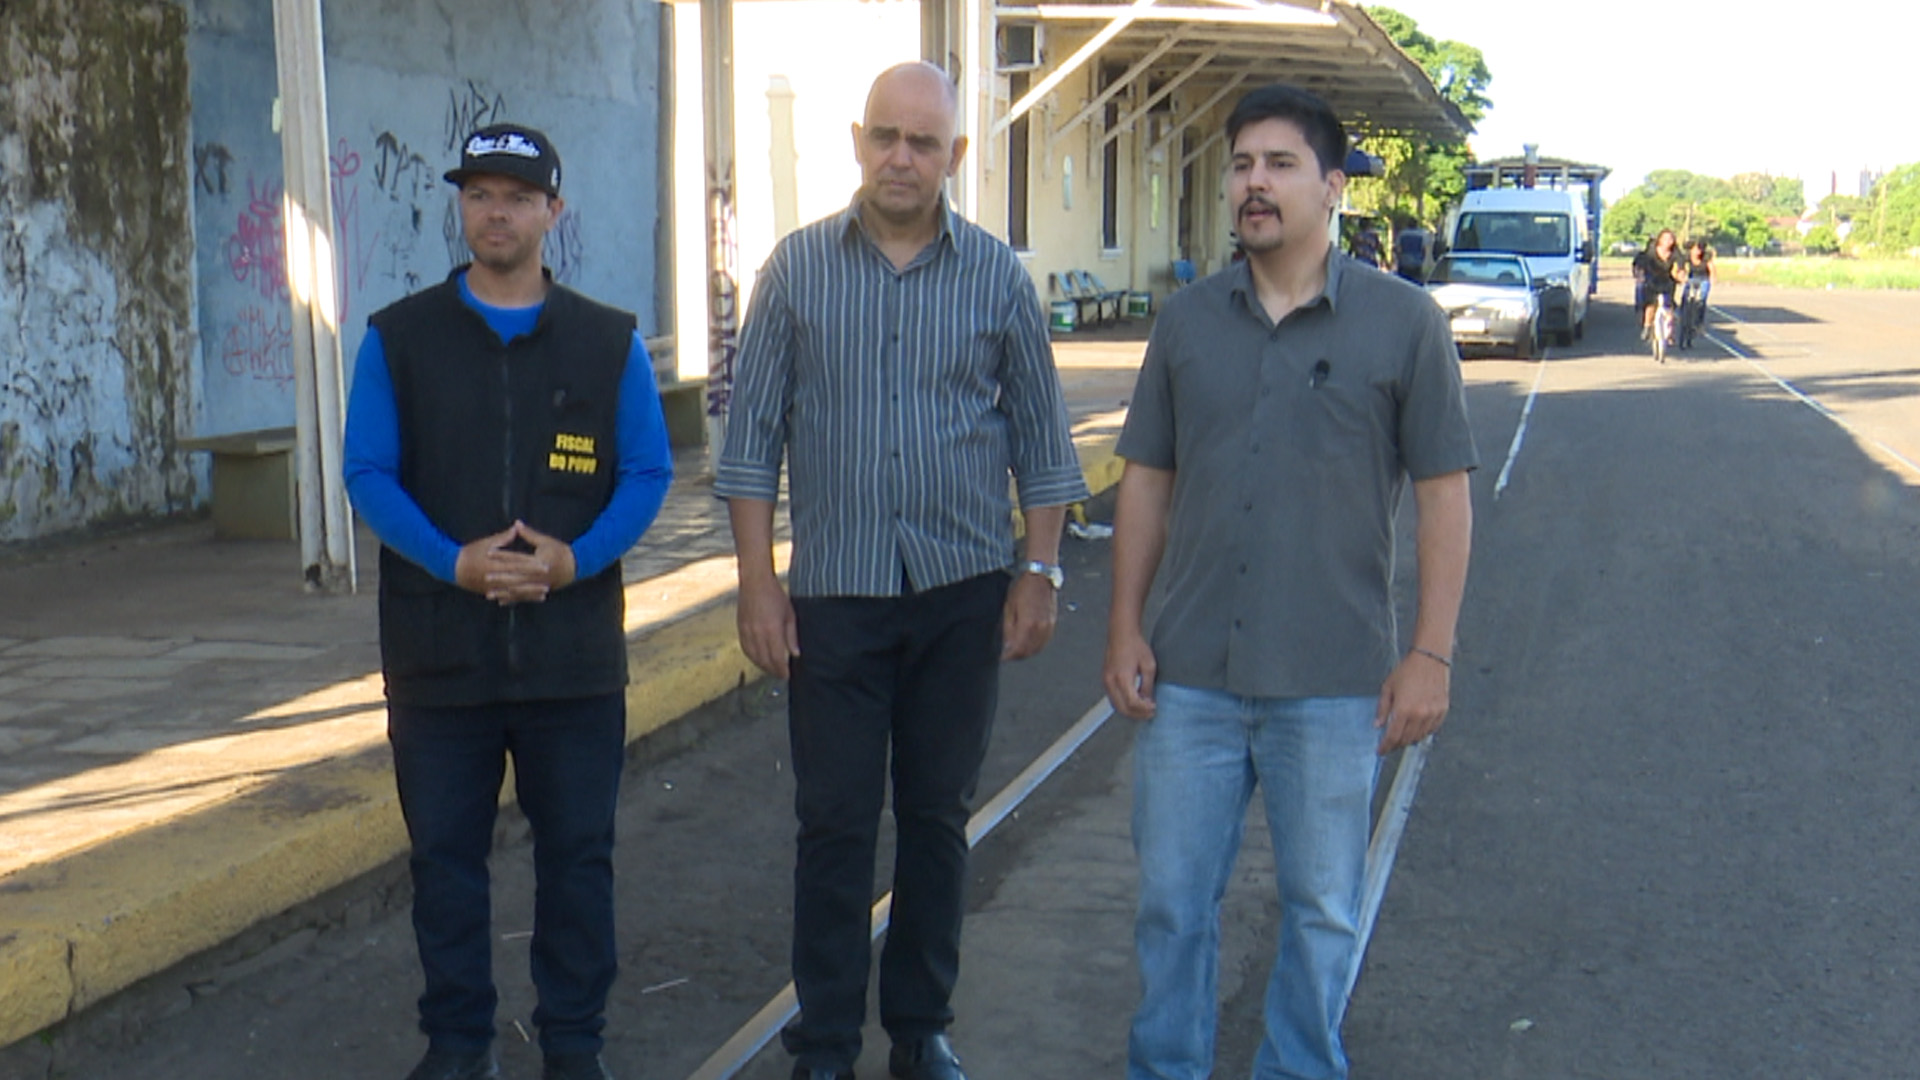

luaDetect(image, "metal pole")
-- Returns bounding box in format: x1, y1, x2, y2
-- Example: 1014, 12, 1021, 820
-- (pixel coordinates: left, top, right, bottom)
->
699, 0, 740, 478
270, 0, 356, 592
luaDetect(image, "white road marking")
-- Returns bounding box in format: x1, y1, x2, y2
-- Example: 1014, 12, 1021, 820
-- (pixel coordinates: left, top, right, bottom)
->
1493, 360, 1550, 500
1702, 310, 1920, 481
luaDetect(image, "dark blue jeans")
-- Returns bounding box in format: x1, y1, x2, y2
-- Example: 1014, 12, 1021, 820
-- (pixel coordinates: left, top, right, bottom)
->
388, 692, 625, 1057
779, 571, 1009, 1071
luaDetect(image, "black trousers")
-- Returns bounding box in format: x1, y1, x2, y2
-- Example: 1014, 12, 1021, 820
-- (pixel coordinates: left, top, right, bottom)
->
780, 571, 1009, 1070
388, 693, 625, 1057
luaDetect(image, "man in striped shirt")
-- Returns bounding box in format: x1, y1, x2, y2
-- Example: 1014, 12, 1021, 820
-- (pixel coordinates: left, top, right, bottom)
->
716, 61, 1088, 1080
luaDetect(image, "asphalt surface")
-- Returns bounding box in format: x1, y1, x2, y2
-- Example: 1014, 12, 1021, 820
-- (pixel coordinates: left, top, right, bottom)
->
7, 269, 1919, 1079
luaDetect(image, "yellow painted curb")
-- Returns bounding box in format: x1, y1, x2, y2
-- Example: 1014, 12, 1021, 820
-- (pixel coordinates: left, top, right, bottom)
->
0, 432, 1122, 1051
0, 929, 69, 1049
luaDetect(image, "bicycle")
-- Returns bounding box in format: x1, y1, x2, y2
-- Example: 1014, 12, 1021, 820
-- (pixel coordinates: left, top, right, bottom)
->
1678, 279, 1707, 350
1650, 292, 1676, 364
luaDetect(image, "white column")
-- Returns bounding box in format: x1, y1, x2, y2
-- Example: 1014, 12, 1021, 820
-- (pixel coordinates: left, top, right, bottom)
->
700, 0, 741, 477
270, 0, 356, 592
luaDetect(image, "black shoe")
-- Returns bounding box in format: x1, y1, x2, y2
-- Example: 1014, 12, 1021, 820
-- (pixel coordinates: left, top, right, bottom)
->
791, 1067, 856, 1080
888, 1034, 967, 1080
544, 1052, 615, 1080
404, 1048, 499, 1080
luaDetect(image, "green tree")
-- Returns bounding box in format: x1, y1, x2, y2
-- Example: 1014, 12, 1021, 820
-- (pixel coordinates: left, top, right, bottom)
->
1350, 6, 1490, 228
1606, 169, 1817, 255
1730, 172, 1806, 215
1855, 163, 1920, 254
1818, 193, 1869, 222
1802, 223, 1841, 254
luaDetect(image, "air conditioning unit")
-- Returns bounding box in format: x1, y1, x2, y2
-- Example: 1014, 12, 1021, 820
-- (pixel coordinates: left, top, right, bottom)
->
996, 23, 1043, 71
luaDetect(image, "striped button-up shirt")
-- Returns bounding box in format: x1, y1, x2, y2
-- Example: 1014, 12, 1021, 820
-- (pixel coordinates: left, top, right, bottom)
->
716, 199, 1088, 598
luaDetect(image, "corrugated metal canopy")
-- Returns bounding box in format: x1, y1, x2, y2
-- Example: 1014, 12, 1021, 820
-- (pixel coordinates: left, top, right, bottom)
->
995, 0, 1470, 144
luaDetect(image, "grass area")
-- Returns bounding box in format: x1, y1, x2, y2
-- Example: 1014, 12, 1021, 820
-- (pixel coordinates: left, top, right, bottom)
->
1718, 257, 1920, 291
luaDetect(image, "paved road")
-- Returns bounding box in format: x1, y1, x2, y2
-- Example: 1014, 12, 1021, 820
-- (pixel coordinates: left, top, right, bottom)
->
9, 274, 1918, 1079
1347, 272, 1920, 1078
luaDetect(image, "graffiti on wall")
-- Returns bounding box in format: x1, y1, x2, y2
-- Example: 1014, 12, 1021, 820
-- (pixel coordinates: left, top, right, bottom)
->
445, 81, 510, 152
224, 177, 289, 303
546, 208, 586, 284
220, 304, 295, 386
194, 141, 234, 197
704, 165, 741, 419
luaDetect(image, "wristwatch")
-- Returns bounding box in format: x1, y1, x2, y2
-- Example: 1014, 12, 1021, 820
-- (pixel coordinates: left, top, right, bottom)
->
1019, 560, 1065, 590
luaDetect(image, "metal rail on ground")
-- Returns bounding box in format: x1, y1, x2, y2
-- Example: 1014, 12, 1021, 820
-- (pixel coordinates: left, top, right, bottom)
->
683, 699, 1433, 1080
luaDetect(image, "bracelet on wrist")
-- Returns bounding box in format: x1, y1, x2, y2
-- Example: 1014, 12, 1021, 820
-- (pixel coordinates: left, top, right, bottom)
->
1412, 646, 1452, 669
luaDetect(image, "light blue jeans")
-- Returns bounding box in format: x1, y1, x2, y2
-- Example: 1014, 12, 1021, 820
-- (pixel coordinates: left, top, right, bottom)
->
1128, 684, 1381, 1080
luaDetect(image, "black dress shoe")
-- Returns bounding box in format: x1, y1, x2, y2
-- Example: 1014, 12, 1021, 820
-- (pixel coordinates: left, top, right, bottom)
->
404, 1048, 499, 1080
888, 1033, 967, 1080
544, 1052, 615, 1079
790, 1066, 856, 1080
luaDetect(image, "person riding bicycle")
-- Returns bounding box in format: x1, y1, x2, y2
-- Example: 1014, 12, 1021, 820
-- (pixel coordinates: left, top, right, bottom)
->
1684, 239, 1715, 306
1636, 230, 1684, 340
1678, 238, 1716, 344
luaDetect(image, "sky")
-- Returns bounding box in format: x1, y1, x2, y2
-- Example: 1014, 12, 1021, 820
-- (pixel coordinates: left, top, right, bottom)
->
1386, 0, 1920, 205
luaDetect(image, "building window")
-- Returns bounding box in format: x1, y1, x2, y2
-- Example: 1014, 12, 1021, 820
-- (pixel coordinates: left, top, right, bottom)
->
1008, 72, 1030, 250
1101, 77, 1120, 250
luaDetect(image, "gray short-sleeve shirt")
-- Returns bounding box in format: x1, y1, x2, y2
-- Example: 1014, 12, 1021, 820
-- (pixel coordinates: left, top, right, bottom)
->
1116, 250, 1478, 698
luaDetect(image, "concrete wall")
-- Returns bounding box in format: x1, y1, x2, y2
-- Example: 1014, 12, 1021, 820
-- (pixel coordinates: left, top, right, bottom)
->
188, 0, 669, 439
0, 1, 198, 542
0, 0, 668, 544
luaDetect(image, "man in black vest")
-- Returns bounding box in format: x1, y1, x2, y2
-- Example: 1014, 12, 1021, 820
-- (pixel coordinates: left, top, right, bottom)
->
343, 123, 674, 1080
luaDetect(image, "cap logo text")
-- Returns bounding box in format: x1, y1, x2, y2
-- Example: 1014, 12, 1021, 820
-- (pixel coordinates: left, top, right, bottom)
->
466, 132, 542, 159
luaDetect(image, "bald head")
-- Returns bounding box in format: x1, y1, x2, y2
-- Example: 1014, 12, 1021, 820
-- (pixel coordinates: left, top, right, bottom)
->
863, 61, 959, 133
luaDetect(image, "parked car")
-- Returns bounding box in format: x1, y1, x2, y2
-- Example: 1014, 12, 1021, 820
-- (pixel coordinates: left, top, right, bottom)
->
1444, 187, 1592, 345
1425, 253, 1540, 359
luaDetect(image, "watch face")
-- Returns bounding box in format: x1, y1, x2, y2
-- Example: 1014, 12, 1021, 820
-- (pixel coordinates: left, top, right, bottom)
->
1025, 562, 1063, 589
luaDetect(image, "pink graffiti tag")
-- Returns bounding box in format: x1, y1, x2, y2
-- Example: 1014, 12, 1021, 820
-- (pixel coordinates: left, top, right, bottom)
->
331, 138, 375, 323
220, 305, 295, 386
225, 178, 288, 302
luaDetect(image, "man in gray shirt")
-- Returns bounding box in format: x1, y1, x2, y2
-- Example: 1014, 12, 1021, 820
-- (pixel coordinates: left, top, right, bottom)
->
1104, 84, 1476, 1080
717, 61, 1087, 1080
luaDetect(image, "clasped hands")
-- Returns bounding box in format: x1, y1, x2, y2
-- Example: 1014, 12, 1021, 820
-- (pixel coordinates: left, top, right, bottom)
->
454, 520, 577, 606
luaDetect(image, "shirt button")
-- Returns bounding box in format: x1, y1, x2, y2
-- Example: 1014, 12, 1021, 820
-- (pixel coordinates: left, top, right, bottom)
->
1239, 563, 1248, 574
1243, 501, 1253, 511
1250, 443, 1260, 454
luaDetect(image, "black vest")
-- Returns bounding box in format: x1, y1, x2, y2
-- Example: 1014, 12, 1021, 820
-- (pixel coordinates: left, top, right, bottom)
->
369, 269, 636, 707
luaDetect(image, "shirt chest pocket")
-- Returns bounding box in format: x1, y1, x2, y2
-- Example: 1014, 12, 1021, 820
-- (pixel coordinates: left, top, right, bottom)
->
1285, 379, 1388, 454
536, 389, 613, 497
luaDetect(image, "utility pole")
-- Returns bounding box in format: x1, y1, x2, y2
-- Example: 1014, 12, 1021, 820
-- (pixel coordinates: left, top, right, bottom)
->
270, 0, 356, 593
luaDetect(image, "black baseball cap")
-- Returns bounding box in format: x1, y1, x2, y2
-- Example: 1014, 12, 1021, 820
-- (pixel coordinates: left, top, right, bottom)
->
444, 123, 562, 197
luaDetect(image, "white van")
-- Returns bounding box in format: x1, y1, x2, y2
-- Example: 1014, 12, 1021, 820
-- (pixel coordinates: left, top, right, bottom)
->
1446, 188, 1593, 346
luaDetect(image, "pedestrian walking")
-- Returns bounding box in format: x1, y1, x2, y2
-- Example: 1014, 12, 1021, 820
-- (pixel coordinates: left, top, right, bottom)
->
1102, 84, 1477, 1080
715, 60, 1089, 1080
343, 122, 675, 1080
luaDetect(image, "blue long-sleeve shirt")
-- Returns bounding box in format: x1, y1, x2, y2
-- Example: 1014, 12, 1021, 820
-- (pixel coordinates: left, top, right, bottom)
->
343, 273, 674, 583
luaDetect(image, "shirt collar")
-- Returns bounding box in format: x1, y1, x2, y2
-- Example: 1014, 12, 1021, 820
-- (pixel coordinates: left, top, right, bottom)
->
838, 194, 962, 265
1226, 243, 1346, 322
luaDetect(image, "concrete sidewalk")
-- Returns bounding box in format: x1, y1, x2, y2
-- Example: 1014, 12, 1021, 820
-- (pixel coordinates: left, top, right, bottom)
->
0, 333, 1145, 1051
